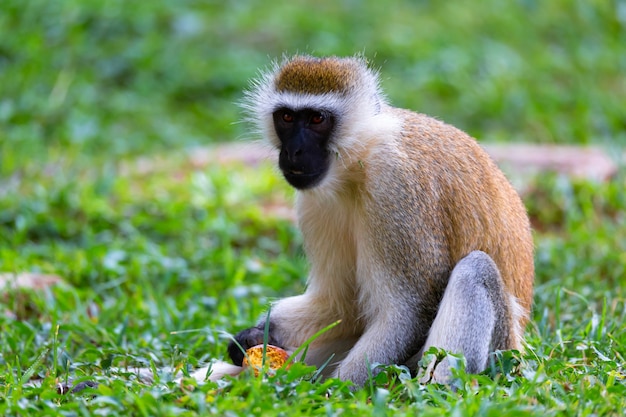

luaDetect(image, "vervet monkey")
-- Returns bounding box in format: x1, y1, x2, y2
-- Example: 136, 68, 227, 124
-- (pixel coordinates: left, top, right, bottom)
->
228, 55, 534, 387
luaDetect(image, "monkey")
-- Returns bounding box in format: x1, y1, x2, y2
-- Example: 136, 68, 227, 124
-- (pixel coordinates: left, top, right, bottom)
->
227, 55, 534, 387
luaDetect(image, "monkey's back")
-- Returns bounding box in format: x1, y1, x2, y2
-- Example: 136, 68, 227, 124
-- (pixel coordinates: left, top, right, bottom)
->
365, 108, 534, 323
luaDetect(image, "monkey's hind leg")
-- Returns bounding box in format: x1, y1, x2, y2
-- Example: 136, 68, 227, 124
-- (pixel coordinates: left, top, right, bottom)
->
418, 250, 516, 383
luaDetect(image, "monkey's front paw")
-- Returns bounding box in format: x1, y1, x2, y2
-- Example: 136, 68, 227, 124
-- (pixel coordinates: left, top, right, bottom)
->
228, 327, 278, 366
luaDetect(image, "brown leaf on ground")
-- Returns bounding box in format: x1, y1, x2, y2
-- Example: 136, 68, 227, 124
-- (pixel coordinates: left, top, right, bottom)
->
1, 273, 65, 319
0, 273, 64, 290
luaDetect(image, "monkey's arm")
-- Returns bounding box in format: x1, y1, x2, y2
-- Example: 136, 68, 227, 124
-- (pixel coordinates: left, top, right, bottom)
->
228, 292, 357, 367
330, 280, 427, 386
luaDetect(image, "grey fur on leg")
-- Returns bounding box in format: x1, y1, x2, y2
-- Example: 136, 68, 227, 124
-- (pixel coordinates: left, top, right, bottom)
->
416, 250, 514, 383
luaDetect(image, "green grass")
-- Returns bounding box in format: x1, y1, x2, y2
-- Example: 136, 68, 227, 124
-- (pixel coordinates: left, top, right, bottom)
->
1, 0, 625, 415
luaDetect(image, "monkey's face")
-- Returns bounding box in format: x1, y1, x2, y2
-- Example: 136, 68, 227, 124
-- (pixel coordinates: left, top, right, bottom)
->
272, 107, 334, 190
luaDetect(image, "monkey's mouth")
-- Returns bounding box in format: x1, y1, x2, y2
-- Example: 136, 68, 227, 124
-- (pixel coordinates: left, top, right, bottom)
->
284, 169, 325, 178
287, 169, 314, 176
281, 169, 327, 190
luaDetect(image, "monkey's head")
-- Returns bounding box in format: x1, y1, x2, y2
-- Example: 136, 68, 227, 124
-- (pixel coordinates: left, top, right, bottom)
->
243, 55, 388, 190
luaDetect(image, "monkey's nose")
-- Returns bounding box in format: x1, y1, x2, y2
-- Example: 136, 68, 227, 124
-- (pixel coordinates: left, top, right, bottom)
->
285, 149, 302, 163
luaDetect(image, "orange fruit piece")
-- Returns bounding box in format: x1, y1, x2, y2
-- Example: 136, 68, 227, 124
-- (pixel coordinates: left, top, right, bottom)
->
242, 344, 289, 376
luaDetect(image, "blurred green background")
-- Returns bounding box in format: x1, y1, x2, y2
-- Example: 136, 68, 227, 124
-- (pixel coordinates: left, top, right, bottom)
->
2, 0, 625, 175
1, 1, 626, 414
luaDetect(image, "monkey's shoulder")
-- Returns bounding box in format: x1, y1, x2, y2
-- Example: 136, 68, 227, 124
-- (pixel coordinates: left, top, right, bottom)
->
387, 108, 483, 155
362, 107, 518, 207
369, 107, 497, 180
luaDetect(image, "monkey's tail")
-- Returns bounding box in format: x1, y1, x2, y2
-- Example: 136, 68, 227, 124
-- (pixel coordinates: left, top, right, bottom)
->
184, 361, 244, 383
53, 361, 244, 395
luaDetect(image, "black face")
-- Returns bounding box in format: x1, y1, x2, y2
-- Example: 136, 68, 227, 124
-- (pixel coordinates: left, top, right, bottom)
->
272, 107, 334, 190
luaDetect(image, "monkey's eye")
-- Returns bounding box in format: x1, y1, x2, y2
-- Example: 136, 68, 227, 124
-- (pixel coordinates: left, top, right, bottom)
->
310, 113, 325, 124
282, 112, 294, 123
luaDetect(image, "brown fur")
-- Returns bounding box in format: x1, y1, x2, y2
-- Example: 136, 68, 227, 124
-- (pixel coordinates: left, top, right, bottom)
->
275, 56, 364, 95
391, 109, 534, 316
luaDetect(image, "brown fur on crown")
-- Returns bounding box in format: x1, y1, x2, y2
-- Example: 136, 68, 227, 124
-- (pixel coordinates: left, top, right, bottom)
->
274, 56, 365, 95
